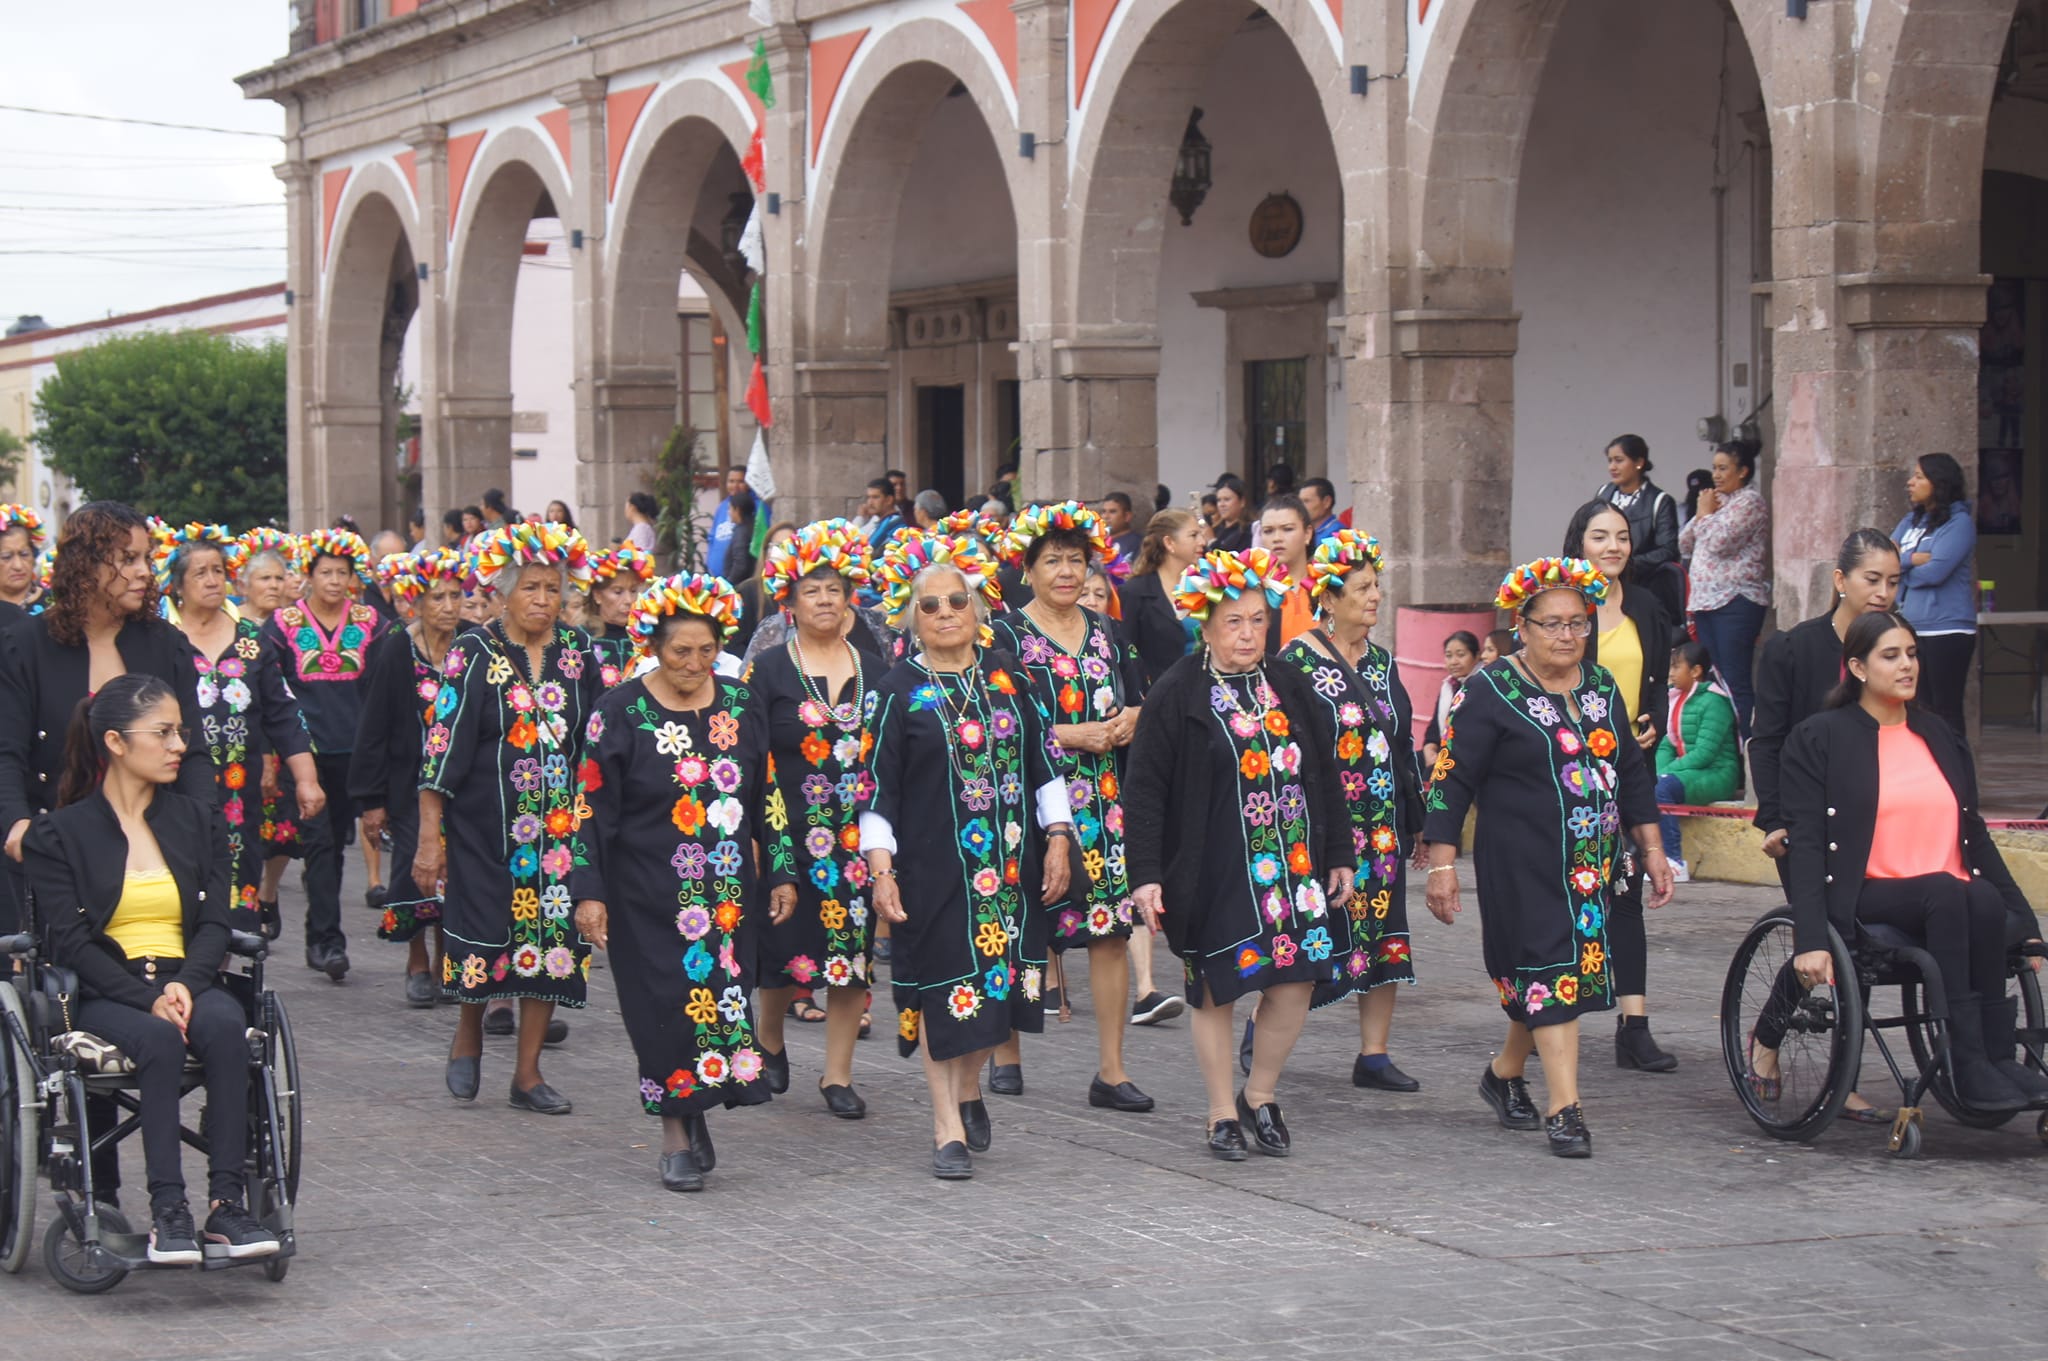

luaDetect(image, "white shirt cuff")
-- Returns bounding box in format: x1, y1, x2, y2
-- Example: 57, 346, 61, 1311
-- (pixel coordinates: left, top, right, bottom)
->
858, 811, 896, 856
1036, 778, 1073, 829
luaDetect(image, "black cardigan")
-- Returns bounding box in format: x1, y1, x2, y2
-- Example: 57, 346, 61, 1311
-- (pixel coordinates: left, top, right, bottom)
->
23, 788, 233, 1007
1123, 651, 1356, 959
1781, 704, 2036, 956
1583, 584, 1673, 778
1750, 613, 1842, 834
0, 613, 215, 836
1119, 570, 1187, 693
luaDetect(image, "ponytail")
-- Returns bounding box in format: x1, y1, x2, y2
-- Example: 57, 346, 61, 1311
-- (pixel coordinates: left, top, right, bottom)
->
56, 674, 175, 807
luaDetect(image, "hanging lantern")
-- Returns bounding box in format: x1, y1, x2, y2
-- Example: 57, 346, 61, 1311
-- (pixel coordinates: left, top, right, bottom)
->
1169, 108, 1211, 227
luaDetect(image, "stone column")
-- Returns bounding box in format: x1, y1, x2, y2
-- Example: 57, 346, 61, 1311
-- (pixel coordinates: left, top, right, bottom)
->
403, 123, 461, 517
276, 159, 322, 528
1028, 341, 1160, 508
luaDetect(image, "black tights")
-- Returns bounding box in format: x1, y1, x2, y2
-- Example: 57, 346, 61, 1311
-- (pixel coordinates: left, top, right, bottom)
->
1856, 873, 2006, 1004
1608, 877, 1647, 996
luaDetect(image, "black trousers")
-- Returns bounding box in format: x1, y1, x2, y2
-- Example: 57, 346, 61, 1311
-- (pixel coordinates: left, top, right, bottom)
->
300, 752, 356, 952
75, 981, 249, 1212
1914, 633, 1976, 744
1608, 875, 1648, 997
1857, 873, 2005, 1004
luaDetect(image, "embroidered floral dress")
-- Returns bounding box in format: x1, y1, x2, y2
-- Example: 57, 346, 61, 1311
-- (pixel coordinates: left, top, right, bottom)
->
1278, 634, 1421, 1005
349, 628, 445, 942
746, 641, 878, 991
419, 619, 603, 1006
866, 650, 1060, 1061
191, 616, 310, 928
588, 624, 636, 690
1420, 658, 1659, 1028
260, 599, 384, 864
991, 609, 1148, 950
571, 677, 783, 1117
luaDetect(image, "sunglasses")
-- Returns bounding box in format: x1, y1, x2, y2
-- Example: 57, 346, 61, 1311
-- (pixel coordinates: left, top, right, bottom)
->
916, 592, 974, 615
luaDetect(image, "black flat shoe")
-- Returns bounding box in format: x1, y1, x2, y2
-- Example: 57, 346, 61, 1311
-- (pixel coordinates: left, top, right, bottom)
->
321, 948, 350, 983
258, 900, 281, 940
1235, 1090, 1290, 1156
1088, 1076, 1156, 1112
1479, 1064, 1540, 1130
509, 1081, 572, 1115
543, 1018, 569, 1046
1207, 1119, 1249, 1161
365, 882, 387, 912
959, 1098, 992, 1152
482, 1006, 515, 1036
762, 1047, 790, 1095
1545, 1102, 1592, 1158
932, 1140, 973, 1180
1615, 1015, 1678, 1072
683, 1112, 715, 1172
820, 1083, 867, 1119
1238, 1017, 1255, 1076
988, 1061, 1023, 1096
660, 1150, 704, 1192
1352, 1054, 1421, 1092
445, 1055, 480, 1101
405, 972, 439, 1008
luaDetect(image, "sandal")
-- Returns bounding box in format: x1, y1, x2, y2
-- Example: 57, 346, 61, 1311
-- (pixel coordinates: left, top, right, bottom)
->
1745, 1031, 1781, 1101
789, 997, 827, 1024
857, 1011, 872, 1040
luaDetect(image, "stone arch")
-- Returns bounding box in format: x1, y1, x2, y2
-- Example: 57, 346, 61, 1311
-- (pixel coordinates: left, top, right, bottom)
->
803, 19, 1024, 358
447, 126, 574, 400
1065, 0, 1348, 335
317, 167, 421, 529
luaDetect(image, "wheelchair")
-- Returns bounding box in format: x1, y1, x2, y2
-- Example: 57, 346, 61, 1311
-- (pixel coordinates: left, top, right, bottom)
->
0, 923, 301, 1292
1720, 907, 2048, 1159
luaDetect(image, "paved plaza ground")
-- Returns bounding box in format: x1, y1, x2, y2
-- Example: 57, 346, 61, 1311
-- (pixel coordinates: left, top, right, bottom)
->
3, 874, 2045, 1360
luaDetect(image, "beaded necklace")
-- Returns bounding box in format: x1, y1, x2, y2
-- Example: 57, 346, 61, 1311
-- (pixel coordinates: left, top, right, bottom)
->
1207, 657, 1272, 722
789, 630, 864, 727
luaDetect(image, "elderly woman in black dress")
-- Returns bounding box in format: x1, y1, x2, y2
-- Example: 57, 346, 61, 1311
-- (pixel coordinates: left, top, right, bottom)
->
863, 533, 1074, 1180
1421, 558, 1674, 1158
585, 546, 656, 688
0, 504, 44, 623
573, 574, 792, 1191
1125, 549, 1356, 1161
414, 522, 602, 1114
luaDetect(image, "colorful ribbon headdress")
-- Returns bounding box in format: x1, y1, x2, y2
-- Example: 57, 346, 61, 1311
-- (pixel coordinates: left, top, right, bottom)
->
1496, 556, 1609, 613
0, 505, 45, 551
235, 526, 297, 577
390, 547, 469, 603
875, 531, 1002, 625
762, 518, 873, 604
1171, 548, 1291, 623
1305, 529, 1387, 600
627, 572, 744, 650
292, 527, 375, 586
1000, 500, 1113, 569
151, 522, 240, 586
590, 545, 658, 587
470, 522, 595, 591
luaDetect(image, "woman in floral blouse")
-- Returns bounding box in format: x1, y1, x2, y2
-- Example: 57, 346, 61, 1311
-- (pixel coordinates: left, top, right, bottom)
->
573, 574, 792, 1191
1677, 441, 1771, 736
1420, 558, 1673, 1159
414, 523, 603, 1116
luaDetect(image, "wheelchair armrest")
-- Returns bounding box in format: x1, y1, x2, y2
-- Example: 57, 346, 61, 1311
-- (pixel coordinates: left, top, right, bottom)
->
41, 964, 77, 1001
225, 930, 268, 961
0, 933, 33, 958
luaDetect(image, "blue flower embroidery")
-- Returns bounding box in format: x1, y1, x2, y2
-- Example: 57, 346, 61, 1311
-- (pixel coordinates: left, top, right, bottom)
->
1072, 809, 1101, 850
809, 859, 840, 892
682, 940, 714, 982
340, 624, 364, 648
910, 684, 942, 712
708, 840, 742, 876
1367, 770, 1393, 800
1576, 902, 1604, 935
1302, 927, 1333, 961
985, 964, 1012, 1000
1567, 806, 1598, 838
434, 686, 457, 720
509, 845, 539, 881
959, 819, 994, 857
543, 755, 569, 789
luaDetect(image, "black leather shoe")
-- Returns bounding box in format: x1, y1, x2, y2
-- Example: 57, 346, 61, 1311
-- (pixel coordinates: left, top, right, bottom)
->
509, 1081, 572, 1115
932, 1140, 973, 1179
820, 1083, 867, 1119
683, 1112, 715, 1172
660, 1150, 704, 1192
762, 1047, 790, 1094
1238, 1017, 1255, 1076
445, 1055, 480, 1101
1207, 1119, 1249, 1161
1352, 1054, 1421, 1092
482, 1006, 515, 1036
258, 900, 281, 940
959, 1098, 992, 1152
1615, 1015, 1678, 1072
304, 945, 331, 974
1479, 1064, 1540, 1130
543, 1018, 569, 1046
365, 882, 387, 912
1088, 1076, 1156, 1112
1545, 1102, 1593, 1157
322, 947, 349, 983
1235, 1089, 1290, 1156
988, 1062, 1023, 1096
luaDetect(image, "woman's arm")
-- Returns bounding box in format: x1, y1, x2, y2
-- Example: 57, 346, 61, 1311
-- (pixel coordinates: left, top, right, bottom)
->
1779, 720, 1835, 959
254, 628, 312, 762
1903, 513, 1976, 589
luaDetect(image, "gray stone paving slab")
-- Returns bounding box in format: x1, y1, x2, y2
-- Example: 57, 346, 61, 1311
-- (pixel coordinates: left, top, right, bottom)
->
1, 875, 2045, 1360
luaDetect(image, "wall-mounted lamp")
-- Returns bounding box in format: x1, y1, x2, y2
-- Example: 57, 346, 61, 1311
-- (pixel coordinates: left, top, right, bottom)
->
1350, 65, 1370, 94
766, 192, 780, 215
1020, 131, 1036, 159
571, 228, 584, 249
284, 289, 295, 307
416, 262, 429, 281
1785, 0, 1806, 16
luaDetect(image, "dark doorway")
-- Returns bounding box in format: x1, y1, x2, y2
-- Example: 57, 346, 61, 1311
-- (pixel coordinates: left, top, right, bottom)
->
917, 384, 967, 513
1244, 357, 1308, 494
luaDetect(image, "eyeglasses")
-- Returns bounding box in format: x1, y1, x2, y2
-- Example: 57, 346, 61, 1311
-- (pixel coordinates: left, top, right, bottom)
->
1520, 616, 1593, 639
916, 592, 974, 615
121, 724, 191, 748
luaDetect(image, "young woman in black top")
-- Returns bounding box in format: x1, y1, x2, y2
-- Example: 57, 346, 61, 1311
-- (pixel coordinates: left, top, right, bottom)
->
1119, 509, 1202, 690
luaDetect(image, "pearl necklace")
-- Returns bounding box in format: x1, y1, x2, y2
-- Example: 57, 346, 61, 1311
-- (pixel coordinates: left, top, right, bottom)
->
790, 632, 863, 726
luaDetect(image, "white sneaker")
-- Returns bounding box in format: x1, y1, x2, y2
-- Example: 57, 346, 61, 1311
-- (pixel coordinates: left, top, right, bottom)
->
1670, 860, 1691, 884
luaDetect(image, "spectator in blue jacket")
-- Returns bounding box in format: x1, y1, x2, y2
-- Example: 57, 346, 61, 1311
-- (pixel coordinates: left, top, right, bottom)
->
1891, 453, 1977, 740
704, 467, 748, 578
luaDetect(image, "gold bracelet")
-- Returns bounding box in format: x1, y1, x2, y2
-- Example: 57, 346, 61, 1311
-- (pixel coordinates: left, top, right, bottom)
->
1426, 864, 1457, 877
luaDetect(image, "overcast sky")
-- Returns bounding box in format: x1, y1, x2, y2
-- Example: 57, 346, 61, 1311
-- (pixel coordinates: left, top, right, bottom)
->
0, 1, 289, 327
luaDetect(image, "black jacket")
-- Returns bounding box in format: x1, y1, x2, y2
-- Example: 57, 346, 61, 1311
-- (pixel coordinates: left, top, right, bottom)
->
348, 628, 429, 814
1750, 613, 1842, 833
1781, 704, 2036, 956
1119, 570, 1187, 693
1593, 479, 1680, 575
1124, 652, 1355, 959
23, 788, 233, 1007
0, 613, 215, 836
1583, 584, 1673, 778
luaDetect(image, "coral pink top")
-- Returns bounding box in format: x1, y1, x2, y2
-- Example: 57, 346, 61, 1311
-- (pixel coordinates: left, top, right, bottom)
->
1866, 722, 1968, 881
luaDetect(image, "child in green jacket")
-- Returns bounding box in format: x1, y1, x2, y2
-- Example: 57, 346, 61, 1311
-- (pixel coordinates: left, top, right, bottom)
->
1655, 641, 1741, 880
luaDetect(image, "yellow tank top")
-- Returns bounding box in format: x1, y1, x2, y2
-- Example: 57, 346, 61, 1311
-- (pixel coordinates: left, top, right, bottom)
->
106, 870, 184, 962
1599, 614, 1643, 726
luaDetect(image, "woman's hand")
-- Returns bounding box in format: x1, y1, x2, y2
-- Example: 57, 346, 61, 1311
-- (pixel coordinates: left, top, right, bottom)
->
360, 806, 388, 842
1424, 859, 1461, 925
574, 899, 608, 950
1326, 866, 1355, 907
295, 777, 328, 820
1633, 715, 1658, 751
1106, 705, 1141, 748
1761, 828, 1789, 859
1793, 948, 1833, 989
261, 755, 282, 802
872, 871, 906, 924
1042, 835, 1071, 902
412, 840, 445, 896
152, 982, 193, 1033
769, 884, 797, 925
2025, 939, 2045, 974
1642, 848, 1676, 908
4, 819, 25, 865
1133, 883, 1163, 931
1696, 488, 1722, 516
1053, 723, 1112, 755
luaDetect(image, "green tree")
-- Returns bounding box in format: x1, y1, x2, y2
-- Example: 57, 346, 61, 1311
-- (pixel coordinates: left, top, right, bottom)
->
650, 423, 707, 572
0, 427, 22, 485
34, 330, 287, 527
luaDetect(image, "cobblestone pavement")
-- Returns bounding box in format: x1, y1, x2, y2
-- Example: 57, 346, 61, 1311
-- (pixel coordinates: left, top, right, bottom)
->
4, 874, 2047, 1360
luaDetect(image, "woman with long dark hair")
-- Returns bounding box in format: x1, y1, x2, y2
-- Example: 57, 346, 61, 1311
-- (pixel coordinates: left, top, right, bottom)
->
24, 675, 279, 1264
1890, 453, 1977, 740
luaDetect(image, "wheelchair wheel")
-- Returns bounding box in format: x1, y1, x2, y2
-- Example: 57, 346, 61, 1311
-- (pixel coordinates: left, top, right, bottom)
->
266, 994, 302, 1202
42, 1215, 126, 1295
0, 983, 37, 1274
1901, 965, 2045, 1129
1721, 912, 1861, 1141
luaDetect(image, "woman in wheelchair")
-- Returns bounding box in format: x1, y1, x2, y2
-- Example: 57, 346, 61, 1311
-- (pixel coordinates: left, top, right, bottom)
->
21, 675, 281, 1264
1768, 611, 2048, 1112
